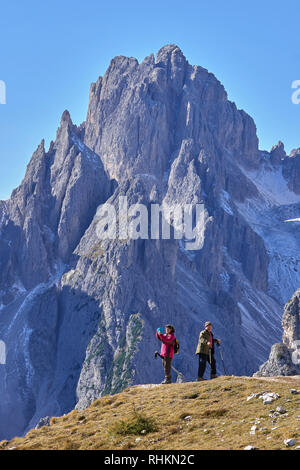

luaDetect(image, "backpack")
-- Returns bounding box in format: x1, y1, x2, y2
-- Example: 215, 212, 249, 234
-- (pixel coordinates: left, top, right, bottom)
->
173, 338, 179, 354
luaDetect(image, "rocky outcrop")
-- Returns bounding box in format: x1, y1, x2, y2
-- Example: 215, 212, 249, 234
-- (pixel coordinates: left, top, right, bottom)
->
270, 141, 286, 166
254, 289, 300, 377
282, 149, 300, 194
253, 343, 299, 377
0, 44, 299, 440
282, 289, 300, 351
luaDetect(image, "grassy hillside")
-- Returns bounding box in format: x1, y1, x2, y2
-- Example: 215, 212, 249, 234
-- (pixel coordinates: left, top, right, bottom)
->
1, 376, 300, 450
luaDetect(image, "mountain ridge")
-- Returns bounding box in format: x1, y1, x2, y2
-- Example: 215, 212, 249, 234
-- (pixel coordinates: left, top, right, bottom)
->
0, 44, 299, 440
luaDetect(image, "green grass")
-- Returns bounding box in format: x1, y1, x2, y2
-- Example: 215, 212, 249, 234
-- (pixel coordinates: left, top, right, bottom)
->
109, 410, 158, 436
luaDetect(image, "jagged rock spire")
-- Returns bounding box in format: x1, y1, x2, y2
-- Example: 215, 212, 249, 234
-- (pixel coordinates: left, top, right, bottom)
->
254, 289, 300, 377
270, 141, 286, 165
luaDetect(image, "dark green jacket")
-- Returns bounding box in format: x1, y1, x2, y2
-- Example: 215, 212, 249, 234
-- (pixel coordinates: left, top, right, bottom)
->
195, 329, 216, 355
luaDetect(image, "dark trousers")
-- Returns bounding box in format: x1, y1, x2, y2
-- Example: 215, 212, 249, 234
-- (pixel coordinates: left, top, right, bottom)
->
162, 357, 172, 380
198, 352, 216, 378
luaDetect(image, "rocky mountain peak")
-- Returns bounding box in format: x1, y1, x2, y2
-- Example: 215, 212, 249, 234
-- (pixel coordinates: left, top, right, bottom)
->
270, 141, 286, 165
60, 109, 73, 125
155, 43, 187, 65
289, 148, 300, 158
105, 55, 139, 80
56, 109, 77, 143
1, 45, 300, 441
83, 44, 262, 182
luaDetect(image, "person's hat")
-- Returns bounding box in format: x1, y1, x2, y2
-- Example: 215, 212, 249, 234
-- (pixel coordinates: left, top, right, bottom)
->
205, 321, 212, 328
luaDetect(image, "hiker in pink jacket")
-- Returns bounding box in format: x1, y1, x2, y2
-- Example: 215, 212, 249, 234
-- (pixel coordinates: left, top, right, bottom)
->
156, 324, 175, 384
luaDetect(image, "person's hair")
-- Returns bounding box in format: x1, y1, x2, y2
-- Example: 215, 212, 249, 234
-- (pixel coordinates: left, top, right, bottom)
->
165, 324, 175, 333
205, 321, 212, 328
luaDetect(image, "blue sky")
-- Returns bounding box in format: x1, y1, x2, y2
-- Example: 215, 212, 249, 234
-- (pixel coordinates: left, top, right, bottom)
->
0, 0, 300, 200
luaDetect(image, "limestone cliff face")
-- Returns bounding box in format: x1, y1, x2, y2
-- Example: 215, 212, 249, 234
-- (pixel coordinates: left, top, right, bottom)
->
84, 44, 260, 182
282, 289, 300, 352
254, 289, 300, 377
0, 112, 111, 291
0, 45, 300, 440
0, 112, 111, 439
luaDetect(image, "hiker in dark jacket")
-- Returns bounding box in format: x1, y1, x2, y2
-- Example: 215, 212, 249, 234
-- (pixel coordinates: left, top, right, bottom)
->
195, 321, 221, 381
156, 324, 175, 384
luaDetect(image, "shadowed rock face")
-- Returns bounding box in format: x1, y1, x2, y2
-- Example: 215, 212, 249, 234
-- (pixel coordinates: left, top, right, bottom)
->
283, 149, 300, 194
0, 44, 300, 439
254, 289, 300, 377
270, 141, 286, 166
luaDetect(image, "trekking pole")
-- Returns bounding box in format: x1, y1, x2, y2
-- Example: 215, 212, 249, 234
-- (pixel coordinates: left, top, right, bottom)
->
154, 351, 186, 382
218, 344, 227, 375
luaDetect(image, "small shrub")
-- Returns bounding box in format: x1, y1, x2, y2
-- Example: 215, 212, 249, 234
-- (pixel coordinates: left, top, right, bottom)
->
109, 411, 157, 436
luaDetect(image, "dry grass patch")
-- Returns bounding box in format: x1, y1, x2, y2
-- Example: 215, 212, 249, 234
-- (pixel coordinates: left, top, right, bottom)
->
201, 408, 229, 418
1, 376, 300, 450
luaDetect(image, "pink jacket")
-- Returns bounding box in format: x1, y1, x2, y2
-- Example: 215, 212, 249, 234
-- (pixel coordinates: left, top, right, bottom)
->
156, 332, 175, 358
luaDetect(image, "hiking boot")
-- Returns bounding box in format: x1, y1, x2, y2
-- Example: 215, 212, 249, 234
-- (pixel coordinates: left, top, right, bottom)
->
210, 374, 218, 379
161, 379, 172, 384
197, 377, 206, 381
